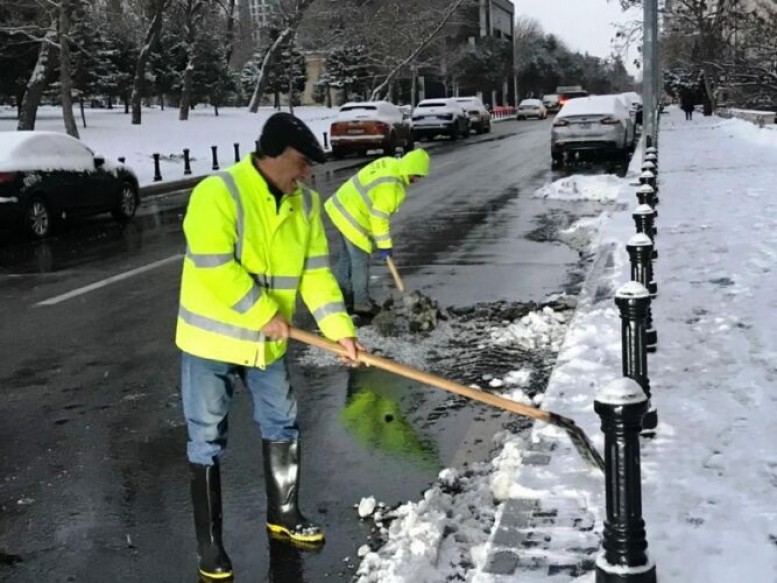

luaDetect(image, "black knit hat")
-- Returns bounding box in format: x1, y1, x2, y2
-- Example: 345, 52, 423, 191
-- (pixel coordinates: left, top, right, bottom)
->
259, 112, 326, 164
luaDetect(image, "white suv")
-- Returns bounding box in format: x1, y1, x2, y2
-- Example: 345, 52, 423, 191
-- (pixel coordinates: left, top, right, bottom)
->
411, 98, 470, 141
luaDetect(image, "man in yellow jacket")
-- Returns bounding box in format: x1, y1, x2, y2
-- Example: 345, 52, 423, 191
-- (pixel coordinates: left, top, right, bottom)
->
176, 112, 362, 580
324, 149, 430, 316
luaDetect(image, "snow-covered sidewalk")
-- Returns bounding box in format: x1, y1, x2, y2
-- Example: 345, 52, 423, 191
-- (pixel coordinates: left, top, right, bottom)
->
354, 108, 777, 582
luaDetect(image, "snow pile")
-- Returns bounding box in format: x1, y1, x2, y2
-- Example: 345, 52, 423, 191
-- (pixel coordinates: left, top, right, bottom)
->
355, 467, 496, 583
557, 214, 608, 254
719, 115, 777, 148
534, 174, 624, 202
488, 306, 569, 351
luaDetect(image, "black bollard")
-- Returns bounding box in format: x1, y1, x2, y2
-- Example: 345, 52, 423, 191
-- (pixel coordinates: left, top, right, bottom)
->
633, 203, 659, 268
614, 282, 658, 433
644, 152, 658, 172
627, 234, 658, 352
636, 183, 658, 218
323, 132, 329, 150
234, 142, 240, 163
255, 139, 261, 155
645, 135, 652, 149
211, 146, 219, 171
183, 148, 192, 175
153, 153, 162, 182
640, 162, 659, 205
118, 156, 126, 164
594, 378, 657, 583
638, 170, 656, 193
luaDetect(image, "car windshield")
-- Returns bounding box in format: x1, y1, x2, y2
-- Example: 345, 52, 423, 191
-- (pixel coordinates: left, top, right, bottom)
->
417, 102, 447, 108
520, 100, 541, 106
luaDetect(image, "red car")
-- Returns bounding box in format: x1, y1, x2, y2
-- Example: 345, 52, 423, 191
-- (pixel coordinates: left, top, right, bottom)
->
329, 101, 414, 159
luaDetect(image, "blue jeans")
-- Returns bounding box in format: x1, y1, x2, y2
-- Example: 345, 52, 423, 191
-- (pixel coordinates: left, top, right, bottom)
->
181, 352, 298, 466
332, 231, 371, 307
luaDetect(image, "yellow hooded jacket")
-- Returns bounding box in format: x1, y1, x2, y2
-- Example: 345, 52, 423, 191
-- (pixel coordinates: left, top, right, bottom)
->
176, 155, 354, 368
324, 149, 430, 253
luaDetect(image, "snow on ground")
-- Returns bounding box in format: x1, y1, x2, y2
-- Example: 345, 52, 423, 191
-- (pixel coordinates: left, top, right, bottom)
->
0, 105, 337, 186
353, 108, 777, 582
533, 174, 623, 202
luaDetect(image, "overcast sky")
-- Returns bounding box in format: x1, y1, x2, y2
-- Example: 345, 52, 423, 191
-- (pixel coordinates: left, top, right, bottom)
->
514, 0, 643, 75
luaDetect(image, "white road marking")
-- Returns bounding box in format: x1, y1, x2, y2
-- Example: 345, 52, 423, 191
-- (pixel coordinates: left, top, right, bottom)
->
36, 253, 184, 306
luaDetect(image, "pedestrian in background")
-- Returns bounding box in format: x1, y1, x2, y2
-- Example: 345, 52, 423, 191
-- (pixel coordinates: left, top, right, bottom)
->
680, 89, 695, 120
176, 112, 363, 579
324, 149, 430, 317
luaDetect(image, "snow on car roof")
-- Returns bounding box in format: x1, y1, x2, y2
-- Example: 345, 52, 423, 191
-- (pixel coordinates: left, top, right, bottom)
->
0, 130, 95, 173
557, 95, 623, 117
336, 101, 400, 122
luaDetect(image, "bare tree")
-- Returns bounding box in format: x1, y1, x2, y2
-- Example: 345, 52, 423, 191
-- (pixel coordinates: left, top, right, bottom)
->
131, 0, 168, 125
368, 0, 468, 100
247, 0, 317, 113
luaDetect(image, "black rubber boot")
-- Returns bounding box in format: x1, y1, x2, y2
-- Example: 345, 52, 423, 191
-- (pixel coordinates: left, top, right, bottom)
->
263, 440, 324, 545
191, 463, 233, 580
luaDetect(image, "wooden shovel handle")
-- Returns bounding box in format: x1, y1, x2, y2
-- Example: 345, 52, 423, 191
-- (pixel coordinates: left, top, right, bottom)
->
289, 327, 553, 424
385, 256, 405, 293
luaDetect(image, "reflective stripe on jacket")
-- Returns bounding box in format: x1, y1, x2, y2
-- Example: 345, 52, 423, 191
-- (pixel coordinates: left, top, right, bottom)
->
324, 157, 408, 253
176, 155, 354, 368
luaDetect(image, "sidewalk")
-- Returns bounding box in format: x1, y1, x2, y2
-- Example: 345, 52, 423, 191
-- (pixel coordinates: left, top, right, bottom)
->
474, 108, 777, 581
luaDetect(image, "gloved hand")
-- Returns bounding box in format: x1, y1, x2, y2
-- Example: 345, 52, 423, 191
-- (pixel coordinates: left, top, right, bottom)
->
376, 248, 393, 260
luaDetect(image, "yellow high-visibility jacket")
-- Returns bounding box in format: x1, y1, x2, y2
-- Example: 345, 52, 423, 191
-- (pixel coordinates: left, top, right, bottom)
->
176, 156, 354, 368
324, 157, 408, 253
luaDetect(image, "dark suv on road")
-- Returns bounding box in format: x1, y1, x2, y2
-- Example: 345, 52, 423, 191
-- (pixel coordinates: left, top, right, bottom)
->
0, 131, 140, 239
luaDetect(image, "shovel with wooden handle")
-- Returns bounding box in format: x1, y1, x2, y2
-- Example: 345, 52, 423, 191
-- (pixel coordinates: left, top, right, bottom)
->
385, 256, 405, 293
289, 327, 604, 473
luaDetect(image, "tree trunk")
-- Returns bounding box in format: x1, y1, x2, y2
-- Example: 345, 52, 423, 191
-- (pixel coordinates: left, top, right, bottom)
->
288, 74, 295, 115
59, 1, 80, 139
131, 0, 165, 125
179, 57, 194, 120
411, 65, 417, 107
80, 99, 87, 128
224, 0, 236, 65
325, 83, 332, 108
17, 20, 56, 131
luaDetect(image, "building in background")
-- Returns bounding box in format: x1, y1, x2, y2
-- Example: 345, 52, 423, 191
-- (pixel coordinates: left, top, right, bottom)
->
245, 0, 279, 32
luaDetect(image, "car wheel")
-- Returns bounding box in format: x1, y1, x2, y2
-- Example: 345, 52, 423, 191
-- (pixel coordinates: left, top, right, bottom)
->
461, 122, 470, 138
112, 181, 139, 222
25, 195, 53, 239
404, 134, 415, 153
449, 126, 459, 141
332, 147, 345, 160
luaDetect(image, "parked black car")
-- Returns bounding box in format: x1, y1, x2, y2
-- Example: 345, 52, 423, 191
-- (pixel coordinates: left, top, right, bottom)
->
0, 131, 140, 239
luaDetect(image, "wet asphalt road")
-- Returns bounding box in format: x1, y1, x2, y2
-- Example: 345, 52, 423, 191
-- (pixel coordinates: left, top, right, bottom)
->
0, 119, 625, 582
